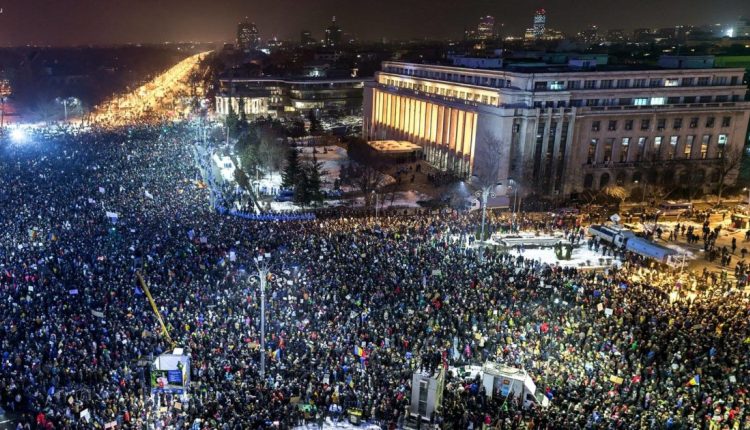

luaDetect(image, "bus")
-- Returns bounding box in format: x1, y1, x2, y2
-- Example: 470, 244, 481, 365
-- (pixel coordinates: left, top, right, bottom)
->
658, 201, 692, 216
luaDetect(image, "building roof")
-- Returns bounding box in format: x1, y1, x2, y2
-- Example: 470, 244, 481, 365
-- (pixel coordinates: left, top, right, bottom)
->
219, 76, 371, 85
367, 140, 422, 154
382, 56, 746, 76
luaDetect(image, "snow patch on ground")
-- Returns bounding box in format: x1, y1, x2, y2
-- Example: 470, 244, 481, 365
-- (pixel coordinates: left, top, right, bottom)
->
293, 418, 381, 429
507, 246, 623, 269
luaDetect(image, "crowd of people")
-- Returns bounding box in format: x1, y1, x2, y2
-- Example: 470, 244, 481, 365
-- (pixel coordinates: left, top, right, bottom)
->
0, 123, 749, 430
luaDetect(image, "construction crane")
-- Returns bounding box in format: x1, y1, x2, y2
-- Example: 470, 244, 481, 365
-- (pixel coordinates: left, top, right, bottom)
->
136, 271, 175, 348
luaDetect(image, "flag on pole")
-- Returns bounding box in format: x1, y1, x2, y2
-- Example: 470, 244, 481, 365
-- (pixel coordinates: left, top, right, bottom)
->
687, 375, 700, 386
353, 346, 364, 357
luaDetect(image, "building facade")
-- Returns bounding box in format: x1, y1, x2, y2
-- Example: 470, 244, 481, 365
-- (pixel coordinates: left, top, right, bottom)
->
477, 16, 496, 40
217, 77, 369, 118
325, 16, 342, 47
363, 59, 750, 200
237, 19, 261, 51
533, 9, 547, 39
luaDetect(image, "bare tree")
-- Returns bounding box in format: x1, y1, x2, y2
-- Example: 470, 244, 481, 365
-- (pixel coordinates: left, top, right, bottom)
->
346, 163, 388, 208
257, 132, 287, 175
472, 131, 504, 189
715, 144, 744, 205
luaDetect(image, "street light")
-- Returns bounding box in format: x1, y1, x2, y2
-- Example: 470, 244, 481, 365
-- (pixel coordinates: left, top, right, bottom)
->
56, 97, 79, 122
371, 190, 379, 219
470, 175, 502, 260
253, 253, 273, 379
507, 178, 519, 230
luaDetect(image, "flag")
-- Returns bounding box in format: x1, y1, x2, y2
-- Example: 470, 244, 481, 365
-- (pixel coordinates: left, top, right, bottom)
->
145, 190, 154, 199
631, 375, 641, 384
134, 286, 144, 296
354, 346, 364, 357
273, 349, 281, 361
687, 375, 700, 386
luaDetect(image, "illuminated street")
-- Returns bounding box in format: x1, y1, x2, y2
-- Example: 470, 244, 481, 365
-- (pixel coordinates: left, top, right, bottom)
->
90, 52, 210, 127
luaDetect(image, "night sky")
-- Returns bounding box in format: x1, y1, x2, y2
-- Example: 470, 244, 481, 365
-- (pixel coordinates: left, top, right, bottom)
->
0, 0, 749, 46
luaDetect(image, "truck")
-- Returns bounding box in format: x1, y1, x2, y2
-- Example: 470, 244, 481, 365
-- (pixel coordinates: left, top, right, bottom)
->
451, 362, 549, 409
588, 224, 678, 263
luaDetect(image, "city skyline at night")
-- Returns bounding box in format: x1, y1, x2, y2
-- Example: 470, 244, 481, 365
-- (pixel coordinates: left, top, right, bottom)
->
0, 0, 749, 46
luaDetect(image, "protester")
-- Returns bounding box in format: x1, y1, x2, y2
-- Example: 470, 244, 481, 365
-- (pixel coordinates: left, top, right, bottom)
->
0, 124, 748, 430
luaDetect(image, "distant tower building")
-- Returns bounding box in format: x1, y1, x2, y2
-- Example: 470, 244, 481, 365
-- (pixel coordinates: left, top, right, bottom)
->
579, 25, 600, 44
237, 18, 261, 51
736, 17, 750, 37
477, 16, 496, 40
325, 16, 342, 47
533, 9, 546, 38
301, 30, 315, 46
606, 29, 627, 43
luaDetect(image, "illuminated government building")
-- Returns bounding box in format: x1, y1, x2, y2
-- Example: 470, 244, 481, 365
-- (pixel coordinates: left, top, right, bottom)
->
363, 56, 750, 199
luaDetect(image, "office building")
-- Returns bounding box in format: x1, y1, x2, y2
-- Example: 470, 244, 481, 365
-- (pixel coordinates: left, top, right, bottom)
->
216, 76, 370, 118
606, 29, 627, 43
301, 30, 316, 46
237, 18, 261, 51
477, 16, 496, 40
579, 25, 600, 44
533, 9, 546, 39
363, 57, 750, 200
633, 28, 655, 43
734, 18, 750, 38
325, 16, 342, 47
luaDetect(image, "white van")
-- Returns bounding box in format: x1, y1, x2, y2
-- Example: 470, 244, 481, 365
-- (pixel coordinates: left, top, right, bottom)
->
452, 362, 549, 409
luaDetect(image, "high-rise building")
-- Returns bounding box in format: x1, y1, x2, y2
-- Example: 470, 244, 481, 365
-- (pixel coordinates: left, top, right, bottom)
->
579, 25, 600, 44
533, 9, 546, 39
606, 29, 627, 43
325, 16, 342, 47
363, 58, 749, 199
237, 18, 261, 51
735, 18, 750, 38
477, 16, 496, 40
633, 28, 655, 43
301, 30, 315, 46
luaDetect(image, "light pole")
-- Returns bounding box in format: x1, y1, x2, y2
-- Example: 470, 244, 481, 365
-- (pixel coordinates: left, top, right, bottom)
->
254, 253, 272, 379
475, 186, 496, 244
372, 190, 379, 219
56, 97, 78, 122
507, 179, 519, 230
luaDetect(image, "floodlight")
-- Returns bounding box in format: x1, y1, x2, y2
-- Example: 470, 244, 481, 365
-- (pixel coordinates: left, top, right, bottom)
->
10, 128, 26, 143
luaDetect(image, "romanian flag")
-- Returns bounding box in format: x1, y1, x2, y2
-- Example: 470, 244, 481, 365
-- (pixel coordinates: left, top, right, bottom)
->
687, 375, 700, 386
354, 346, 364, 357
